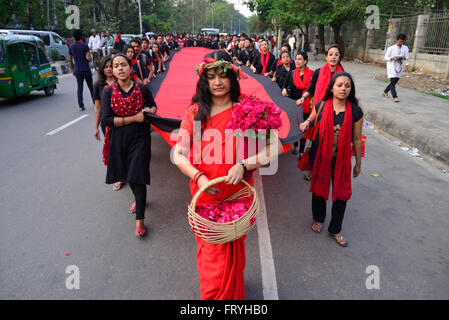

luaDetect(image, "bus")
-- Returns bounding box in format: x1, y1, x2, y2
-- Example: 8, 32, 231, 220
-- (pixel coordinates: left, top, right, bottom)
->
200, 28, 219, 35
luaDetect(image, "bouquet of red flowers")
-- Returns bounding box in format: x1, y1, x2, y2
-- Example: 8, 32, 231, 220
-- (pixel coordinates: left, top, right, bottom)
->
227, 95, 282, 139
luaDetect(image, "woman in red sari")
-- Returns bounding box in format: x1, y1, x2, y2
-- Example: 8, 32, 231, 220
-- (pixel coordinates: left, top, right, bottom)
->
173, 50, 283, 300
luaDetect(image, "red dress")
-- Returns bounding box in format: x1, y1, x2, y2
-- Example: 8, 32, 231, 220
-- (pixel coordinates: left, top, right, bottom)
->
179, 103, 253, 300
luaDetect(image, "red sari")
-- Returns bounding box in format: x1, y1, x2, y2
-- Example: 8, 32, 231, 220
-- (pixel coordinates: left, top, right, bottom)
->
179, 102, 253, 300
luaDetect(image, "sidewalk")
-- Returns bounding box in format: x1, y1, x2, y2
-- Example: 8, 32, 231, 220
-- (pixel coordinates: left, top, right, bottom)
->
307, 57, 449, 167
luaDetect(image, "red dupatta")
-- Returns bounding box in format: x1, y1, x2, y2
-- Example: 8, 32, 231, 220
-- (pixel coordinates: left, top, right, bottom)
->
314, 63, 343, 103
102, 82, 143, 165
293, 66, 314, 113
310, 99, 353, 201
260, 51, 271, 74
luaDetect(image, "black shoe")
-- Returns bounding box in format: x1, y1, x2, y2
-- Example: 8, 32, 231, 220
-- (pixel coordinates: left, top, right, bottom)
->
79, 107, 85, 111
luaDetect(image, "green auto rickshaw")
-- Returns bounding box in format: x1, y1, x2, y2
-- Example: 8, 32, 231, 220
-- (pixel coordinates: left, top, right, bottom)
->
0, 34, 58, 98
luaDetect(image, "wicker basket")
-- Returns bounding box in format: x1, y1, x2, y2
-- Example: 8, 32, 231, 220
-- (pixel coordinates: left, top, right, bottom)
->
188, 176, 259, 244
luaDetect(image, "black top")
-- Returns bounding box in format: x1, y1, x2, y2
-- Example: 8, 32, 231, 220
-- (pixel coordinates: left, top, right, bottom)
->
168, 40, 179, 50
68, 42, 90, 72
93, 80, 107, 101
159, 43, 170, 56
113, 39, 125, 53
186, 39, 194, 47
274, 63, 294, 88
237, 48, 251, 65
252, 51, 276, 74
132, 58, 148, 81
282, 70, 305, 101
310, 100, 363, 165
101, 81, 157, 185
306, 64, 344, 96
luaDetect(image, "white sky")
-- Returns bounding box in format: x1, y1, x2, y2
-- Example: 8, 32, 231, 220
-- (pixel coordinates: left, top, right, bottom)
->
226, 0, 254, 17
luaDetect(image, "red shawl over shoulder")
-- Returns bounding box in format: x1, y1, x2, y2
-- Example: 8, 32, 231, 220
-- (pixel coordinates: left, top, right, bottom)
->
179, 102, 253, 300
310, 99, 353, 201
314, 63, 343, 103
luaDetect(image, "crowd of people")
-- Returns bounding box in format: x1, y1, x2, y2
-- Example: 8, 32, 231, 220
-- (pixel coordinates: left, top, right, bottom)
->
68, 27, 364, 300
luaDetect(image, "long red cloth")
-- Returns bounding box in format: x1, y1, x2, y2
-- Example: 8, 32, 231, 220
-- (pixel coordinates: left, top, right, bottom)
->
314, 63, 343, 104
260, 51, 270, 74
153, 47, 290, 147
310, 99, 353, 201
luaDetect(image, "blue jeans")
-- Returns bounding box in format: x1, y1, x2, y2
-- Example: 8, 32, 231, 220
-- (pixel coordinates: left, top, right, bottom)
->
75, 71, 94, 108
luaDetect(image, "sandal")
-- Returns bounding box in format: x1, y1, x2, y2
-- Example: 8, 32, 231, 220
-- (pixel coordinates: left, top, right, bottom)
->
304, 174, 312, 181
113, 182, 125, 191
135, 224, 146, 239
129, 201, 136, 213
329, 233, 348, 247
383, 93, 389, 98
291, 147, 299, 155
311, 221, 322, 233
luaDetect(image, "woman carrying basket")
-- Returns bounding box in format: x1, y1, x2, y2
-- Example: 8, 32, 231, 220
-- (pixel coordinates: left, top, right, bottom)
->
299, 72, 363, 247
173, 50, 283, 300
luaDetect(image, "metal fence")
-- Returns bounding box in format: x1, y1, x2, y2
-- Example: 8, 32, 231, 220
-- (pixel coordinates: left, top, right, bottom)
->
398, 15, 418, 52
423, 12, 449, 54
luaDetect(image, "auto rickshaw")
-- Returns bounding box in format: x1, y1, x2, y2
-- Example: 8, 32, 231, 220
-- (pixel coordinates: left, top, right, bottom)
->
0, 34, 58, 98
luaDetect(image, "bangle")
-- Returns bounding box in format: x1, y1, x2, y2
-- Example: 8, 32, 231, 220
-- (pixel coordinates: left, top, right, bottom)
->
122, 117, 125, 126
194, 171, 205, 185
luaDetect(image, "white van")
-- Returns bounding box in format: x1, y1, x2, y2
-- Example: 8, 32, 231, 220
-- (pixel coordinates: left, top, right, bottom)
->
0, 29, 69, 61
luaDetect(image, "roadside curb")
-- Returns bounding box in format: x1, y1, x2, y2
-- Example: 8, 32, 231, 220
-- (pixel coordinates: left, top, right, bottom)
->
363, 104, 449, 167
51, 63, 71, 75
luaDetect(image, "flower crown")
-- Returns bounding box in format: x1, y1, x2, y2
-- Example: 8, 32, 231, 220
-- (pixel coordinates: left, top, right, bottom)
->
195, 57, 246, 80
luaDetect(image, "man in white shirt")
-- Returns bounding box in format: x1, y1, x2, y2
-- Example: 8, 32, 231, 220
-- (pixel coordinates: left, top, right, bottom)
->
88, 29, 101, 68
383, 33, 409, 102
288, 33, 296, 51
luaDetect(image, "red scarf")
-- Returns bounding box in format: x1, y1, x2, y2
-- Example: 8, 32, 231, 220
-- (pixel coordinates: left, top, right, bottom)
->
115, 35, 121, 43
102, 82, 143, 165
314, 63, 343, 103
260, 51, 271, 74
310, 99, 353, 201
293, 66, 314, 113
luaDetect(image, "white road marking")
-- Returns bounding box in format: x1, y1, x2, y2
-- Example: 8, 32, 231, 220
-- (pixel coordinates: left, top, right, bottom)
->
254, 170, 279, 300
46, 115, 88, 136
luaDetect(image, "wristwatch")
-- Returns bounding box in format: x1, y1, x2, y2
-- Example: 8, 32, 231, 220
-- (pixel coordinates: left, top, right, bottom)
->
238, 160, 247, 173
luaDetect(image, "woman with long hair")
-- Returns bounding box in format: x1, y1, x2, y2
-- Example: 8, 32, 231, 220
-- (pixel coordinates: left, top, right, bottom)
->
299, 44, 343, 106
173, 50, 283, 299
124, 45, 148, 85
93, 55, 125, 191
282, 51, 314, 177
151, 43, 163, 73
100, 53, 157, 238
299, 72, 363, 247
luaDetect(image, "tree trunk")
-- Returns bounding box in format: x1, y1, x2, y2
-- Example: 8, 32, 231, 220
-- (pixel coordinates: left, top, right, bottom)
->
318, 24, 325, 53
330, 23, 345, 60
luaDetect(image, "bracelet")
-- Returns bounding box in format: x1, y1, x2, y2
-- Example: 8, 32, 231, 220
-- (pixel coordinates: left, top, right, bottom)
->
122, 117, 125, 126
238, 160, 247, 173
194, 171, 205, 185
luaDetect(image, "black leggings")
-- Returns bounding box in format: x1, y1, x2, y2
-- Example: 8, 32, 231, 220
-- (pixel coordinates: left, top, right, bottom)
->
129, 183, 146, 220
384, 77, 400, 98
311, 158, 347, 234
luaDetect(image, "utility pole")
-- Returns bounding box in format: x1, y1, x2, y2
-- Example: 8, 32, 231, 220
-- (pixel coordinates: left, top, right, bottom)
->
192, 0, 195, 34
138, 0, 142, 35
47, 0, 50, 30
212, 3, 214, 29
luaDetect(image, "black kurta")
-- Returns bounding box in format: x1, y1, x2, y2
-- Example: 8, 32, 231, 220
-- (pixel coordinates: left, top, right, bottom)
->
101, 81, 157, 185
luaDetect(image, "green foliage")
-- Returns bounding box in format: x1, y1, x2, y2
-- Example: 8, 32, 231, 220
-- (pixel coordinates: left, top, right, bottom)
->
49, 49, 61, 62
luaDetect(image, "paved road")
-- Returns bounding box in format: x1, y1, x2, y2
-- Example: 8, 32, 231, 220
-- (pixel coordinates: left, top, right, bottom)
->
0, 73, 448, 299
